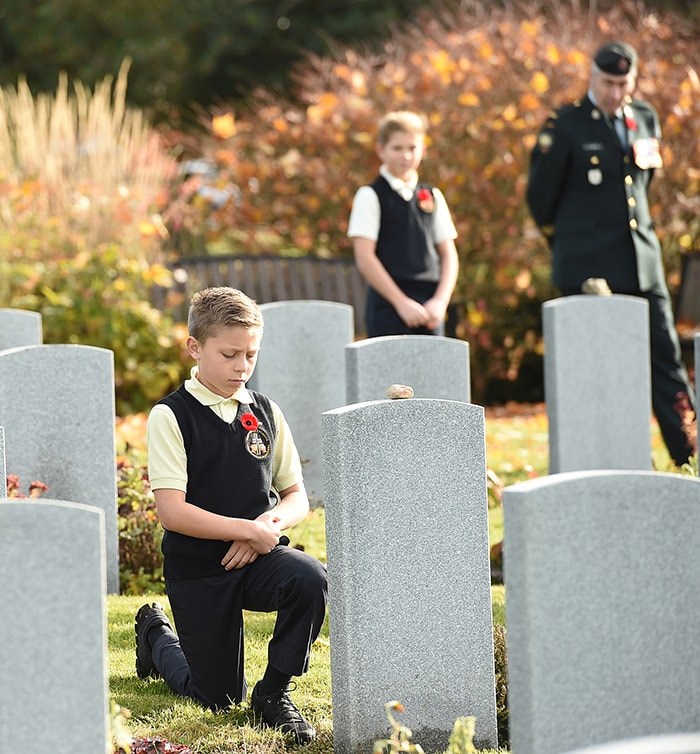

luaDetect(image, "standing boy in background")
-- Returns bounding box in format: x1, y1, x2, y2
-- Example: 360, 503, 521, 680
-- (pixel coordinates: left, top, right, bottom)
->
348, 110, 459, 337
135, 286, 327, 745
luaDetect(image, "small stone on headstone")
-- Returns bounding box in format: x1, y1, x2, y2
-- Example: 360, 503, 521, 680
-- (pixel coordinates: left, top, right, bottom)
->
386, 383, 414, 399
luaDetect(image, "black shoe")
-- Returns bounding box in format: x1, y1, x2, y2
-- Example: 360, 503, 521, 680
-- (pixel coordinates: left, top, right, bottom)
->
135, 602, 172, 680
250, 681, 316, 745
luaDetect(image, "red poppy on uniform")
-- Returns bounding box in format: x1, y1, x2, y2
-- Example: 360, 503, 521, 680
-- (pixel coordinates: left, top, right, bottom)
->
240, 412, 259, 431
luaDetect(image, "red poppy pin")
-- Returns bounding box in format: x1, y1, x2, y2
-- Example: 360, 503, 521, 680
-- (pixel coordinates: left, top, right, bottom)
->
240, 412, 259, 431
625, 116, 638, 131
416, 187, 435, 214
240, 411, 270, 458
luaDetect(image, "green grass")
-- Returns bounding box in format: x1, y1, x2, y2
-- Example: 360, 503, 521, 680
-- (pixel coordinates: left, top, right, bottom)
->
109, 508, 505, 753
108, 407, 678, 753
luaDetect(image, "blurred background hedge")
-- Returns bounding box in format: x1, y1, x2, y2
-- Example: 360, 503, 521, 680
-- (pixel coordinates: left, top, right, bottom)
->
1, 0, 698, 410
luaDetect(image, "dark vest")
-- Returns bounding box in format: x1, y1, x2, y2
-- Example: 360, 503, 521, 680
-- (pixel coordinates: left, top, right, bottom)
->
157, 385, 276, 579
371, 175, 440, 285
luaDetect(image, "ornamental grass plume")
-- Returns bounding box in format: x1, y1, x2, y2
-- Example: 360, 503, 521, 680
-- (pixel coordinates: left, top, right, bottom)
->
0, 57, 177, 273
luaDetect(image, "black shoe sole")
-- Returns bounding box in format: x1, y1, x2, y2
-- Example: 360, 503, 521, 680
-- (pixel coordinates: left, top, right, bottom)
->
135, 603, 171, 680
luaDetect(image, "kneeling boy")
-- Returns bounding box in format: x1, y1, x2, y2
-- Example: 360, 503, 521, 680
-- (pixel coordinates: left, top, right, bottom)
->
135, 286, 327, 745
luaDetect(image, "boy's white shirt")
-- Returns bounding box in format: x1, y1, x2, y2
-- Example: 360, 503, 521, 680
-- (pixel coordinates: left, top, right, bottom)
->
347, 164, 457, 243
147, 366, 303, 494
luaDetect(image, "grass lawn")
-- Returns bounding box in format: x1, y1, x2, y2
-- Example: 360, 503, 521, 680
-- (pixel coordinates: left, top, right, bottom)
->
108, 404, 674, 754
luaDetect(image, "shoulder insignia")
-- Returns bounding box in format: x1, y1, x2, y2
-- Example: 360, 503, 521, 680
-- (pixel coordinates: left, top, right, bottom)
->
556, 102, 579, 119
629, 98, 654, 115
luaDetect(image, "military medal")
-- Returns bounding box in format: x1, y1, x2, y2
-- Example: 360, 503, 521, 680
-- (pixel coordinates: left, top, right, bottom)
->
632, 137, 663, 169
240, 411, 270, 459
538, 132, 553, 153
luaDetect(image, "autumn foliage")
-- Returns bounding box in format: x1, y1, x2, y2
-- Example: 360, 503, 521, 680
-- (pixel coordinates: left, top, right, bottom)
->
172, 0, 700, 402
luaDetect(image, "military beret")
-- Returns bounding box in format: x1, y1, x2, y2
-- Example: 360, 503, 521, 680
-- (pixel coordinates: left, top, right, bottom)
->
594, 41, 638, 75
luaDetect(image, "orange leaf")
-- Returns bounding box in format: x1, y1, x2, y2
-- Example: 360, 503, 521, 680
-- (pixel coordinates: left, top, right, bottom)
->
458, 92, 481, 106
530, 72, 549, 95
544, 44, 560, 66
520, 20, 541, 38
212, 113, 236, 140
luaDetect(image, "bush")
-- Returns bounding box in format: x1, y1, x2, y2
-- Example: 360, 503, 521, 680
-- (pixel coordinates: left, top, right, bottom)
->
170, 0, 700, 402
10, 243, 190, 415
493, 622, 509, 749
0, 63, 190, 414
117, 455, 165, 595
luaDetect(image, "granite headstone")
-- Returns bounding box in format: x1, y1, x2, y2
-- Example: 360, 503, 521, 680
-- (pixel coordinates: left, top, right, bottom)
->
0, 426, 5, 499
248, 300, 354, 505
543, 295, 652, 472
345, 335, 470, 404
323, 397, 497, 754
561, 732, 700, 754
0, 499, 109, 754
0, 307, 42, 350
0, 345, 119, 592
504, 470, 700, 754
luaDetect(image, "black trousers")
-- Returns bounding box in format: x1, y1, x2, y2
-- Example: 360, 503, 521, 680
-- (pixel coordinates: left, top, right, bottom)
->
561, 287, 696, 466
152, 545, 328, 710
365, 280, 444, 337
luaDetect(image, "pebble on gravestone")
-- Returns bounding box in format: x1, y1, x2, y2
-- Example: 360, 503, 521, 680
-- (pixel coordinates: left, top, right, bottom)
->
386, 384, 414, 399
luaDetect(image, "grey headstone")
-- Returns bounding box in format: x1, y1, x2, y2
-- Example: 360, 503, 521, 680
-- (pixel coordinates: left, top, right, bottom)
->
562, 732, 700, 754
543, 295, 652, 472
695, 333, 699, 462
504, 470, 700, 754
0, 307, 42, 350
345, 335, 470, 404
0, 499, 108, 754
0, 345, 119, 593
0, 426, 5, 499
248, 300, 354, 504
323, 398, 498, 754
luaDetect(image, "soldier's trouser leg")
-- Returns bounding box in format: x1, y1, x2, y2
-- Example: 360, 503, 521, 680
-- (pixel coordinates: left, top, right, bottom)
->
643, 289, 696, 466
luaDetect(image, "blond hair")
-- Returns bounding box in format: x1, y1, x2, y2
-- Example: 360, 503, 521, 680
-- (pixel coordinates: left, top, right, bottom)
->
376, 111, 428, 146
187, 287, 263, 343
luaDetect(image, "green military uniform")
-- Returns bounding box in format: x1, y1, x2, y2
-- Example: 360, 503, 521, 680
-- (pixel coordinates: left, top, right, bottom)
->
526, 47, 696, 465
527, 95, 666, 294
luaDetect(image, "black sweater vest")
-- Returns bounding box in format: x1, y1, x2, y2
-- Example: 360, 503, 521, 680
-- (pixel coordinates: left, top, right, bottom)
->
371, 175, 440, 284
157, 384, 277, 579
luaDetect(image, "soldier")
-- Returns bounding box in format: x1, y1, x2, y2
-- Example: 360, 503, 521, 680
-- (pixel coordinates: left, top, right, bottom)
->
526, 40, 696, 467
